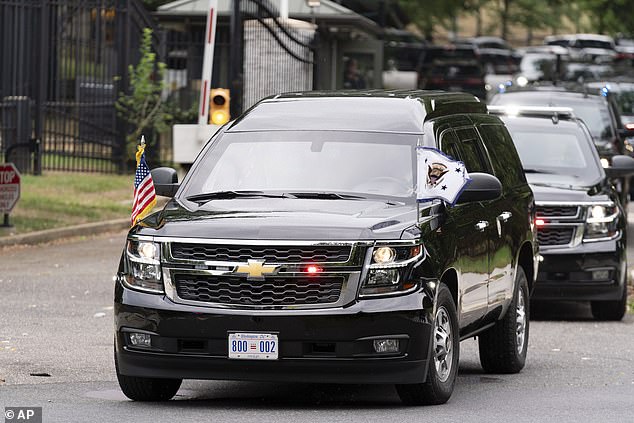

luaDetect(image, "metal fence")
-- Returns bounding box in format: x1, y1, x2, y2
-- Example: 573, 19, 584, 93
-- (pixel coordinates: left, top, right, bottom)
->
0, 0, 161, 174
229, 0, 317, 115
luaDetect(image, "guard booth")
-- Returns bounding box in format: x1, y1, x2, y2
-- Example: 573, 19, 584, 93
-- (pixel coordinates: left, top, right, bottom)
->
154, 0, 384, 164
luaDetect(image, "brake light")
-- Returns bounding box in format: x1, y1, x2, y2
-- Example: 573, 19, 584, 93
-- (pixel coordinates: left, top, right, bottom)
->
535, 219, 546, 227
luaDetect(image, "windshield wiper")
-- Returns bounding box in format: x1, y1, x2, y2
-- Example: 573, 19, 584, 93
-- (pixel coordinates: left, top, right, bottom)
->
186, 190, 294, 203
287, 192, 366, 200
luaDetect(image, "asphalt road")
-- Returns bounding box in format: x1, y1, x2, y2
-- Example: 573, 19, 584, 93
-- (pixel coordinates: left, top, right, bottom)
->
1, 229, 633, 423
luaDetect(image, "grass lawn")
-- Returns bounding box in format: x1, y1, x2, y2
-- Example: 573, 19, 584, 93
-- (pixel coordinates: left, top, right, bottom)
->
1, 172, 134, 235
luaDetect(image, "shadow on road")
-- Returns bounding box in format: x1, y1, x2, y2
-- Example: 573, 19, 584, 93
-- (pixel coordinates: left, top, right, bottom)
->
530, 300, 595, 321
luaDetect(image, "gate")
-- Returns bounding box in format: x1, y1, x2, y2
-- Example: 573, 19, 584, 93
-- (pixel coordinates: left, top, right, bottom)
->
0, 0, 161, 174
229, 0, 318, 117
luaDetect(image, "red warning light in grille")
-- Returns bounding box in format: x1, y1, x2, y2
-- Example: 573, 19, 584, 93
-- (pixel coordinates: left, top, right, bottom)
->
305, 265, 323, 275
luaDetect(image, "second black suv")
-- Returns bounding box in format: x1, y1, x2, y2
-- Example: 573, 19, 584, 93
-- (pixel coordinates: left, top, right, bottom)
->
115, 90, 537, 405
490, 106, 634, 320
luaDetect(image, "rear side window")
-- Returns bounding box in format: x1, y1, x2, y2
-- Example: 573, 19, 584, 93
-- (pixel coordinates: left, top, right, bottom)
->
438, 129, 461, 159
454, 127, 491, 173
478, 124, 526, 188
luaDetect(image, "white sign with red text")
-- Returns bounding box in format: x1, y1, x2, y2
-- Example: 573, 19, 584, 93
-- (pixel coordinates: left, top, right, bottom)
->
0, 162, 21, 213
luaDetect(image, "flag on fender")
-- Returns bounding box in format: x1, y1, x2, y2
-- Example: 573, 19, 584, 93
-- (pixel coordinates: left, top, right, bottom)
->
131, 136, 157, 226
416, 147, 471, 206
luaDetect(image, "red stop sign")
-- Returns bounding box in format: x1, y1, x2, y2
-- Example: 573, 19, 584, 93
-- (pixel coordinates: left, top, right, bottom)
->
0, 162, 21, 213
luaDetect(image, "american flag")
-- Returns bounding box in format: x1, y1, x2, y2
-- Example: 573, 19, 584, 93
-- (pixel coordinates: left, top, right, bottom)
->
131, 139, 157, 226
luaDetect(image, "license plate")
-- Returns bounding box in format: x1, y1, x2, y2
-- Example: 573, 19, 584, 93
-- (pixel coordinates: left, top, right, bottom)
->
228, 332, 278, 360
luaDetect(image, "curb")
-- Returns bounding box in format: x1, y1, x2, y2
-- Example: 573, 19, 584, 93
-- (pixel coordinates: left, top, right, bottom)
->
0, 218, 130, 248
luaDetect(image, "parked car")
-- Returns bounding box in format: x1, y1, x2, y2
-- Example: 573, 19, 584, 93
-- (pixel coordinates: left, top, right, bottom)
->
382, 28, 427, 90
114, 90, 537, 405
513, 52, 563, 86
419, 59, 487, 99
479, 48, 519, 99
416, 44, 479, 87
545, 33, 617, 62
489, 106, 634, 320
615, 38, 634, 64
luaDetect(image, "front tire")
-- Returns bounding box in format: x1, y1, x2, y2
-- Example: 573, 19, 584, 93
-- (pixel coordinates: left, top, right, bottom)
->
396, 284, 459, 405
479, 267, 529, 374
115, 352, 182, 401
591, 281, 627, 321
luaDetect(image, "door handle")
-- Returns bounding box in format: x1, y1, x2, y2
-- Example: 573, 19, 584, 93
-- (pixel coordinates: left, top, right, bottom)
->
497, 211, 512, 223
475, 221, 489, 231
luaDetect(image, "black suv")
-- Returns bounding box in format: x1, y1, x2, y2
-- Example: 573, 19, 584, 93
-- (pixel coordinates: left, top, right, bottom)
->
115, 90, 537, 405
490, 106, 634, 320
490, 87, 631, 205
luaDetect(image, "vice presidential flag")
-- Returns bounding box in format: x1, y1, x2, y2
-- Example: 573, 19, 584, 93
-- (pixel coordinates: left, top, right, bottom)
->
131, 138, 157, 226
416, 147, 471, 206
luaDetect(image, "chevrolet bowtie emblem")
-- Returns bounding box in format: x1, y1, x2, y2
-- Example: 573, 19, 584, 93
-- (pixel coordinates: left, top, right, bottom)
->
235, 259, 279, 280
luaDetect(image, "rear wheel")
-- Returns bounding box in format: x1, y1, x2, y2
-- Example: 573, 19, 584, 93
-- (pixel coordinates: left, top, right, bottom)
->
479, 267, 529, 374
591, 281, 627, 321
396, 284, 459, 405
115, 351, 182, 401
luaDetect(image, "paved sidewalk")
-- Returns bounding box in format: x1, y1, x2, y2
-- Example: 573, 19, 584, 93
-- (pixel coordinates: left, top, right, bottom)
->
0, 218, 129, 248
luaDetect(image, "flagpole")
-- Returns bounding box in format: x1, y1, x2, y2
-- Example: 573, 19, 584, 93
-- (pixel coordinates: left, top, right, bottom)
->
417, 200, 420, 224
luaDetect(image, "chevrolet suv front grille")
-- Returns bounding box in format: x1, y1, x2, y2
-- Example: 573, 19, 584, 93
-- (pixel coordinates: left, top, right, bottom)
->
537, 227, 575, 246
170, 243, 352, 263
174, 274, 344, 306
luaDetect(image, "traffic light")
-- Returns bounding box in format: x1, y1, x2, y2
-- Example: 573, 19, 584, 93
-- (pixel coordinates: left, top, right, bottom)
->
209, 88, 230, 125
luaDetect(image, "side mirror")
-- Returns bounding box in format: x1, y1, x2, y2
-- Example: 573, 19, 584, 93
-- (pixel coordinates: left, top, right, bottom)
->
151, 167, 179, 197
457, 173, 502, 203
605, 155, 634, 178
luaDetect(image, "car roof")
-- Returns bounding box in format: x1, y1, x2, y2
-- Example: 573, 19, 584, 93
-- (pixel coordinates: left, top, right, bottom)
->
491, 89, 606, 105
227, 90, 489, 134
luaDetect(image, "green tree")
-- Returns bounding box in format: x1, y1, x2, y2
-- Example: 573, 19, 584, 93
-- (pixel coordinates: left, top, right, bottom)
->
116, 28, 170, 161
399, 0, 465, 41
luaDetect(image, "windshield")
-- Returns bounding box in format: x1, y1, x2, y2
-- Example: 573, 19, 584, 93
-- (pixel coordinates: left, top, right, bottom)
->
503, 122, 603, 186
181, 131, 419, 201
558, 101, 614, 140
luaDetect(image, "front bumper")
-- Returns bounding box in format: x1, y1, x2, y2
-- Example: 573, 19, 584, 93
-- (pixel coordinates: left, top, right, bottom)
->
533, 239, 626, 301
114, 282, 434, 384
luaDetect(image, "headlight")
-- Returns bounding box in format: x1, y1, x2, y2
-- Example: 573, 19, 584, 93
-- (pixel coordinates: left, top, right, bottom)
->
360, 243, 423, 297
584, 204, 619, 241
124, 239, 164, 293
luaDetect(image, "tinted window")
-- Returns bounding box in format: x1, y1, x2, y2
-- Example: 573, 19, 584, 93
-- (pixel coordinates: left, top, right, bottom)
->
183, 131, 418, 200
501, 119, 603, 187
454, 128, 490, 173
478, 124, 525, 188
439, 129, 461, 159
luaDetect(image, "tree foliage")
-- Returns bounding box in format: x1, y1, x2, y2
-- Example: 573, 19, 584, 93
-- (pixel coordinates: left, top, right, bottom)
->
396, 0, 634, 40
116, 28, 170, 159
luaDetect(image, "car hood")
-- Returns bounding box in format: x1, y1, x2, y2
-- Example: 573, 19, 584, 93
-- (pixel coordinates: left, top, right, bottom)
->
133, 198, 424, 241
529, 180, 610, 203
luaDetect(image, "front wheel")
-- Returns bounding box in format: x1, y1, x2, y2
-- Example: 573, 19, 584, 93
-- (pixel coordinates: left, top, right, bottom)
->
478, 267, 529, 374
396, 284, 459, 405
115, 352, 182, 401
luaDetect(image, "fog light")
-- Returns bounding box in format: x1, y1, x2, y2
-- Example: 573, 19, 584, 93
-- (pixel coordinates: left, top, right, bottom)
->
129, 332, 152, 347
367, 269, 400, 286
592, 270, 610, 280
373, 339, 400, 353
